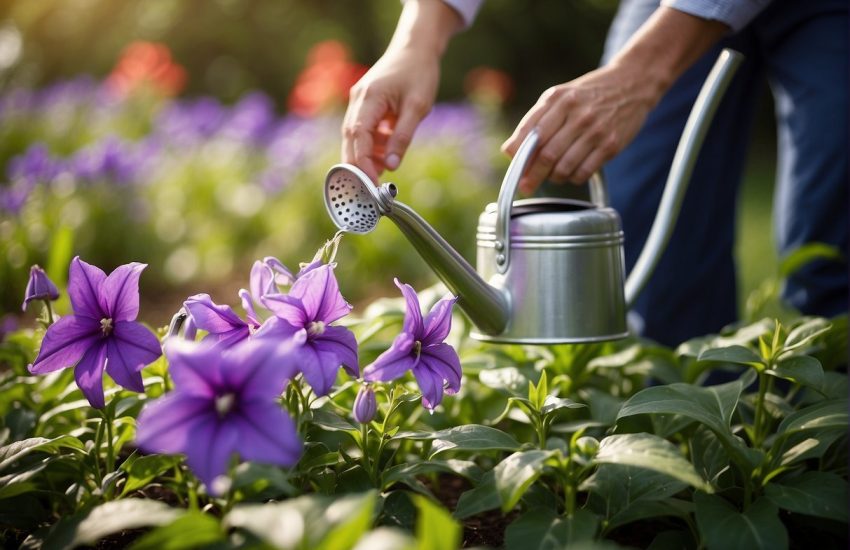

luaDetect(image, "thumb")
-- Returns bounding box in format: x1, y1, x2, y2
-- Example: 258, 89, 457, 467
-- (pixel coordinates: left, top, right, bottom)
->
385, 97, 430, 170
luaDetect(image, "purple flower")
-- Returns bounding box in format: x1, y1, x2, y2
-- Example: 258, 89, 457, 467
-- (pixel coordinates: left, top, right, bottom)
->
135, 338, 303, 493
28, 257, 162, 408
363, 280, 461, 410
22, 265, 60, 311
183, 257, 293, 348
258, 264, 358, 396
353, 384, 377, 424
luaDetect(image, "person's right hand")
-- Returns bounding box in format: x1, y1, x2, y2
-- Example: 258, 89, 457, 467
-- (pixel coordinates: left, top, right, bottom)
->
342, 46, 440, 184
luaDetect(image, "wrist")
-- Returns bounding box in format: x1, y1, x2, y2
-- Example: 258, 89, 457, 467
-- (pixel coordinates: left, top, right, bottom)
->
389, 0, 464, 58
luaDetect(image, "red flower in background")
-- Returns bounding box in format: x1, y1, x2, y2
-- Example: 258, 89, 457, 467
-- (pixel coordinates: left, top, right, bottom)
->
464, 66, 514, 106
288, 40, 367, 117
108, 41, 187, 98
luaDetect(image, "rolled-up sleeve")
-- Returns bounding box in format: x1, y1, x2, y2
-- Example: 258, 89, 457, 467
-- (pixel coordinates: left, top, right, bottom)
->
662, 0, 773, 32
440, 0, 485, 28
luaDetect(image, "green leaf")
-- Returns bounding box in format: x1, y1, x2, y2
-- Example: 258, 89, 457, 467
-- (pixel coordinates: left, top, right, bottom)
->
120, 453, 182, 496
580, 464, 688, 524
478, 367, 529, 395
689, 426, 731, 486
42, 499, 184, 550
383, 459, 482, 489
0, 435, 85, 472
783, 317, 832, 351
777, 398, 848, 437
310, 407, 357, 432
494, 450, 554, 512
226, 491, 377, 550
504, 507, 598, 550
541, 395, 585, 415
0, 460, 49, 499
453, 471, 501, 519
412, 494, 462, 550
129, 512, 223, 550
594, 433, 712, 492
779, 243, 843, 278
764, 472, 848, 523
777, 430, 847, 466
769, 355, 824, 391
351, 527, 416, 550
694, 494, 788, 550
698, 346, 765, 368
402, 425, 520, 458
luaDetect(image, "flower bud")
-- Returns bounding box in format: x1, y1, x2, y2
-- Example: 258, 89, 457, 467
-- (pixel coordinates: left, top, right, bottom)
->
353, 385, 377, 424
22, 265, 60, 311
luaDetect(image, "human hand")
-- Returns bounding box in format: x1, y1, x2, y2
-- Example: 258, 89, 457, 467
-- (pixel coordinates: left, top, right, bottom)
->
501, 62, 662, 195
341, 46, 440, 183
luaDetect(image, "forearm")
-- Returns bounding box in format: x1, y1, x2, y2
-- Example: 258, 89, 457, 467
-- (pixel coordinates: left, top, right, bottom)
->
388, 0, 466, 58
608, 6, 730, 107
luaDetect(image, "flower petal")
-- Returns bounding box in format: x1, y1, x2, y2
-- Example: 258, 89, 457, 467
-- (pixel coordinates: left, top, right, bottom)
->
185, 417, 239, 494
421, 295, 457, 346
249, 260, 275, 302
289, 264, 351, 324
412, 363, 442, 410
395, 279, 423, 338
261, 294, 307, 328
420, 343, 462, 395
296, 343, 343, 396
313, 325, 359, 377
233, 401, 301, 466
29, 315, 100, 374
74, 342, 108, 409
136, 393, 214, 455
68, 257, 106, 319
220, 337, 301, 400
184, 294, 247, 334
362, 332, 416, 383
106, 321, 163, 393
163, 339, 223, 397
101, 262, 146, 322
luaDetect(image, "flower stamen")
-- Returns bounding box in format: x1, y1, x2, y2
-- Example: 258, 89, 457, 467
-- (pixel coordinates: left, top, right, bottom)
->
307, 321, 326, 336
413, 340, 422, 358
215, 393, 236, 418
100, 318, 113, 336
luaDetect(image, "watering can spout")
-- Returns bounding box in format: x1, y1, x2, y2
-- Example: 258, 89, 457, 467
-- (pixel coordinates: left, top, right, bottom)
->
323, 164, 510, 335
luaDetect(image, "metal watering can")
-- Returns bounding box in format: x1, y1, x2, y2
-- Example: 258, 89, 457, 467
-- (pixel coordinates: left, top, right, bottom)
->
323, 50, 743, 344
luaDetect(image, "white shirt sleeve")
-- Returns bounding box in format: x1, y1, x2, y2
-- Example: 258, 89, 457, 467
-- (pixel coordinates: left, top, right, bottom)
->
661, 0, 773, 32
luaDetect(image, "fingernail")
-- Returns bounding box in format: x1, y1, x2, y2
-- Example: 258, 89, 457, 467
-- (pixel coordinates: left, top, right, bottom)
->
385, 153, 400, 170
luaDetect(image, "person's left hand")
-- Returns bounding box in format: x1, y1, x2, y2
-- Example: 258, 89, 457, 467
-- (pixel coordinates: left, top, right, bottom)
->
501, 62, 664, 195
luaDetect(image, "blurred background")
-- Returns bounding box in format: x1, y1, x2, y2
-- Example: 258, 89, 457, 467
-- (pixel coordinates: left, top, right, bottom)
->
0, 0, 778, 328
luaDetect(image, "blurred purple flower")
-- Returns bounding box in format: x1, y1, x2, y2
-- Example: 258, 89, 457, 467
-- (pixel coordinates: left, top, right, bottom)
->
71, 137, 153, 186
8, 144, 62, 185
154, 97, 226, 146
22, 265, 60, 311
353, 384, 377, 424
135, 338, 302, 493
28, 257, 162, 408
363, 279, 460, 411
221, 92, 277, 144
258, 264, 358, 396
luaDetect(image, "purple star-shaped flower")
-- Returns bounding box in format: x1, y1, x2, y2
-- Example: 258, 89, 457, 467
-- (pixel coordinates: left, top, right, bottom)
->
28, 257, 162, 408
183, 257, 292, 348
135, 338, 303, 493
258, 264, 358, 396
363, 279, 461, 410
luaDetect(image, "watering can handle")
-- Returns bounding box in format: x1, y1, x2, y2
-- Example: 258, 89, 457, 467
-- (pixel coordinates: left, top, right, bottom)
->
494, 129, 609, 273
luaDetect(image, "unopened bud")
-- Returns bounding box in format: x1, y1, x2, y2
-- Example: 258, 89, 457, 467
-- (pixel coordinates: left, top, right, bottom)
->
353, 385, 377, 424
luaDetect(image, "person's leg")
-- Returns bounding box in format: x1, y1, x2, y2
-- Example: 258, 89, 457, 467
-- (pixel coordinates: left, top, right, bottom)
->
602, 0, 763, 346
757, 0, 849, 318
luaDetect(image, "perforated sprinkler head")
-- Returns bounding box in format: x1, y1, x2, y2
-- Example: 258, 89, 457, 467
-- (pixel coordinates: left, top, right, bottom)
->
323, 164, 397, 234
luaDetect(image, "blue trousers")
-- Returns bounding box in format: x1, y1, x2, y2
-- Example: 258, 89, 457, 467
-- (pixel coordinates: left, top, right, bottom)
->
602, 0, 849, 346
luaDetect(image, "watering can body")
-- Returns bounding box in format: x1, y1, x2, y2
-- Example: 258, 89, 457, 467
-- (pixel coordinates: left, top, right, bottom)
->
473, 197, 627, 343
323, 49, 744, 344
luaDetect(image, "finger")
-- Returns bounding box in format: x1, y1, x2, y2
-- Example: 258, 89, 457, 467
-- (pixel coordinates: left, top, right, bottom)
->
385, 98, 427, 171
549, 126, 597, 185
571, 147, 609, 185
343, 96, 387, 182
500, 103, 546, 157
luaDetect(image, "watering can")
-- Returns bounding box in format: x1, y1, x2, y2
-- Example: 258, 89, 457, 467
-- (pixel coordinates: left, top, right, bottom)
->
323, 49, 744, 344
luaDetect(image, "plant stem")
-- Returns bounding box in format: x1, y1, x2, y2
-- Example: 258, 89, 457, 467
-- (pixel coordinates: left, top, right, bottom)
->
360, 422, 375, 484
101, 408, 115, 474
563, 457, 576, 517
92, 416, 104, 489
42, 299, 55, 325
752, 372, 769, 448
